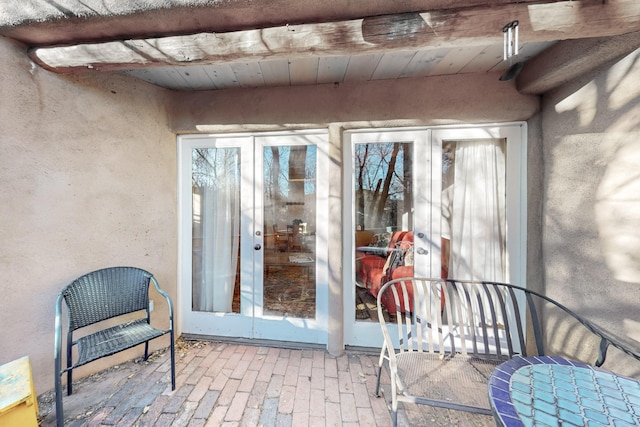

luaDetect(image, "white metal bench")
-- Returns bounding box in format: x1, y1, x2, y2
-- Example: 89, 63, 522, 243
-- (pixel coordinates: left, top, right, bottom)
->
375, 277, 640, 426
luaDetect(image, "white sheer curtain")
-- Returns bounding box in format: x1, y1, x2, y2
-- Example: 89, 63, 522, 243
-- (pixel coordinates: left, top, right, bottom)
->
448, 140, 506, 282
193, 149, 240, 312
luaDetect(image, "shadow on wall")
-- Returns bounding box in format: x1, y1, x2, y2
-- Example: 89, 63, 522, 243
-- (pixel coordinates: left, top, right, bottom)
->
548, 49, 640, 285
545, 49, 640, 352
594, 50, 640, 284
595, 139, 640, 284
543, 305, 640, 379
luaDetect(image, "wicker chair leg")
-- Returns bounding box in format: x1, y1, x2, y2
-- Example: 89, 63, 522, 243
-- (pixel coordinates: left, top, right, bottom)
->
66, 368, 72, 396
66, 339, 73, 395
55, 350, 64, 427
170, 331, 176, 390
55, 377, 64, 427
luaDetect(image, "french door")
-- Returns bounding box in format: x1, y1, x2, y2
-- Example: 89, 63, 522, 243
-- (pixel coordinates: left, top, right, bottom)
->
344, 124, 526, 347
179, 131, 329, 344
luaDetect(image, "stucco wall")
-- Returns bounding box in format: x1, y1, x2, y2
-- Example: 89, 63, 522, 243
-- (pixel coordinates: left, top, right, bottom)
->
169, 71, 539, 132
541, 48, 640, 376
526, 113, 544, 297
0, 37, 177, 394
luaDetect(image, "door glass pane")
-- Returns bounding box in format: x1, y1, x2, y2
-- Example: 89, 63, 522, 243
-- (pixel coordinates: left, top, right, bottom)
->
263, 145, 317, 318
191, 147, 241, 313
354, 141, 413, 321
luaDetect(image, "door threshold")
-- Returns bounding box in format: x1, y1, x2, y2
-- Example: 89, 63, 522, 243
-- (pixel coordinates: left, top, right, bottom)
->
181, 334, 327, 351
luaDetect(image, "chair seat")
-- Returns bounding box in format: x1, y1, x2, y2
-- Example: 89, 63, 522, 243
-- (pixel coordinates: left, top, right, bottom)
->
74, 319, 168, 369
394, 352, 503, 413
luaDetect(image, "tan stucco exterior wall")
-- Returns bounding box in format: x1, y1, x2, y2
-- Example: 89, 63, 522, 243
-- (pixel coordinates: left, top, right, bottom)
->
0, 37, 177, 394
541, 48, 640, 377
169, 72, 538, 132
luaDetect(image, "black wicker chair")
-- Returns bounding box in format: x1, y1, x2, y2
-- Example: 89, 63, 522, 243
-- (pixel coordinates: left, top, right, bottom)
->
54, 267, 175, 427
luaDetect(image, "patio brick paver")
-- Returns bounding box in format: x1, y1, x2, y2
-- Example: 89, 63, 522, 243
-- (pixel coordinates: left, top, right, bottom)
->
37, 338, 495, 426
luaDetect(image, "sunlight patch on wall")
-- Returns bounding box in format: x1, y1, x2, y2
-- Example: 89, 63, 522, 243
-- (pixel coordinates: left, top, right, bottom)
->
595, 139, 640, 283
554, 80, 597, 126
606, 49, 640, 111
623, 319, 640, 344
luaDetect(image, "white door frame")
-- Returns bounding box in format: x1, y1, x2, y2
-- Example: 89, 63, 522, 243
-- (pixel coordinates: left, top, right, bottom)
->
343, 123, 527, 348
178, 130, 329, 344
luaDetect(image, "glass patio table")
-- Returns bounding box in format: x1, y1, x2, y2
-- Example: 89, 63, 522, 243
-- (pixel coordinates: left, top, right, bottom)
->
488, 355, 640, 426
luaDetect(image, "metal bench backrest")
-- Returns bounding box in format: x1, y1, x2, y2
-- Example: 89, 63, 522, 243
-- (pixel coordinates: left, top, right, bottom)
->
61, 266, 152, 331
379, 278, 535, 360
378, 277, 640, 367
376, 277, 640, 426
378, 278, 640, 366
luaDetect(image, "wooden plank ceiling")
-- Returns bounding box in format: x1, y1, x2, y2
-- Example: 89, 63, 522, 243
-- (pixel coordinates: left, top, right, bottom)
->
118, 42, 553, 91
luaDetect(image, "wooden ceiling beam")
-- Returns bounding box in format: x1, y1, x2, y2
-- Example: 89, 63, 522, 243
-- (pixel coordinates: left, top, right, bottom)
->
517, 31, 640, 94
0, 0, 543, 46
29, 0, 640, 73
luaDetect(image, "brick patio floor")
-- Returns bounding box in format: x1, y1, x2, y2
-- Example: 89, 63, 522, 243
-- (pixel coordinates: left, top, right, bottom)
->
38, 338, 494, 426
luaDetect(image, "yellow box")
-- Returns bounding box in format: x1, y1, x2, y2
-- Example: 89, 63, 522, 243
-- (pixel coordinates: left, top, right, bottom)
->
0, 356, 39, 427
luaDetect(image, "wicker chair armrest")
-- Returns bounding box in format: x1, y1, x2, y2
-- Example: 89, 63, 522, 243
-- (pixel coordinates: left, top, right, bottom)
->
150, 276, 174, 320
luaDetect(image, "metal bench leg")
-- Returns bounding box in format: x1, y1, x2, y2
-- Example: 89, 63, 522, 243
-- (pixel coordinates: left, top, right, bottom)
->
390, 380, 399, 427
375, 365, 383, 397
375, 346, 387, 398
